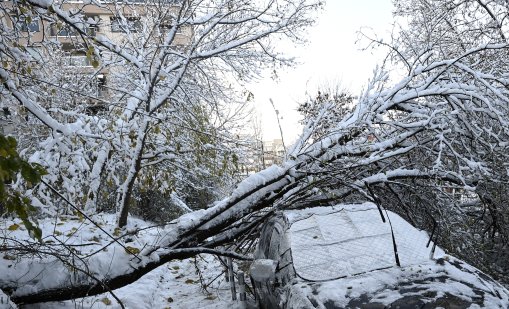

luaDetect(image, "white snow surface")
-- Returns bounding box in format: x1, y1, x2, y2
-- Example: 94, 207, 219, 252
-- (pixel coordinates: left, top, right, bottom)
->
282, 203, 509, 308
286, 202, 444, 281
23, 256, 239, 309
286, 256, 509, 308
0, 289, 17, 309
0, 214, 246, 308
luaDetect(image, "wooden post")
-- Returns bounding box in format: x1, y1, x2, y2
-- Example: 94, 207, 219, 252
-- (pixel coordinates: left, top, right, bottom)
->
238, 271, 246, 301
228, 257, 237, 300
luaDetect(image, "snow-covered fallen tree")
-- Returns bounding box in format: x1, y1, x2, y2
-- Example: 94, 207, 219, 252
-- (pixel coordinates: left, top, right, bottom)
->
4, 37, 509, 303
4, 0, 509, 305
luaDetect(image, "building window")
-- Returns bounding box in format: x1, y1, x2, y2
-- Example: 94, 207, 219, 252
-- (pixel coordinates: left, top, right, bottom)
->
84, 15, 100, 36
110, 17, 141, 33
86, 26, 97, 36
65, 54, 91, 67
86, 74, 108, 115
50, 17, 98, 37
16, 16, 40, 32
160, 18, 183, 34
52, 24, 78, 37
97, 74, 107, 97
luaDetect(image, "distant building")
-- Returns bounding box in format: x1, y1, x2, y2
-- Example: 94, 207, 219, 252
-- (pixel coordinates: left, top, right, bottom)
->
240, 138, 264, 175
239, 138, 287, 175
262, 138, 285, 166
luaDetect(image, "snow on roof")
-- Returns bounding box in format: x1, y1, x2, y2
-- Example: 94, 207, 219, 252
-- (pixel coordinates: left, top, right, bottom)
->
285, 202, 444, 281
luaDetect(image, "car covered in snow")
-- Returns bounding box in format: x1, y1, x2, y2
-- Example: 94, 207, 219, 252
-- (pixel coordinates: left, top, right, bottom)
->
249, 202, 509, 308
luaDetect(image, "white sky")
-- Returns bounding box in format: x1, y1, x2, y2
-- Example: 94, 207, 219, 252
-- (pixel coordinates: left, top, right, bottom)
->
248, 0, 394, 143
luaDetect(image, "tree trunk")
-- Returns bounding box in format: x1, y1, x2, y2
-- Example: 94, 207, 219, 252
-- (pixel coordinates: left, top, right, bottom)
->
7, 248, 250, 305
117, 119, 149, 227
84, 145, 111, 213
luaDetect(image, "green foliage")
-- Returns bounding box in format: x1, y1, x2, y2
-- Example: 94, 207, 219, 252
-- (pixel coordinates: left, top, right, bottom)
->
124, 246, 140, 255
0, 134, 46, 240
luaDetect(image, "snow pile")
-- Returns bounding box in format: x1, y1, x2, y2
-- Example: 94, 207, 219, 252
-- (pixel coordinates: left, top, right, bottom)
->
31, 256, 240, 309
287, 256, 509, 308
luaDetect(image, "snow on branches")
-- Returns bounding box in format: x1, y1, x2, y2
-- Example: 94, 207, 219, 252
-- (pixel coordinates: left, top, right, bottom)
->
0, 0, 323, 226
3, 0, 509, 305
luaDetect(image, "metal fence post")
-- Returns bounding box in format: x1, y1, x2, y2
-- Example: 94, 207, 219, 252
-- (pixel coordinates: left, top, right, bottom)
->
238, 271, 246, 301
228, 257, 237, 300
224, 259, 230, 282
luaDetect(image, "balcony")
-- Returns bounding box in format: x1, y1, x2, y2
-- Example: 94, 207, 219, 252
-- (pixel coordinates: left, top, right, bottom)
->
50, 22, 98, 38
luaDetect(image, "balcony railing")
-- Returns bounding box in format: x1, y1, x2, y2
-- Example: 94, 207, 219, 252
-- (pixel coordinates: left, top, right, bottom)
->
51, 26, 97, 37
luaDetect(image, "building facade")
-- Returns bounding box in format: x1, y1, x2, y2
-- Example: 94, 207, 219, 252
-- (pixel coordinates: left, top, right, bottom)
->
0, 1, 192, 132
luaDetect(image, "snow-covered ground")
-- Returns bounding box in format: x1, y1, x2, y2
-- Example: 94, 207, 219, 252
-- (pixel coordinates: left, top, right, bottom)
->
0, 290, 16, 309
0, 214, 250, 309
3, 203, 509, 308
26, 257, 242, 309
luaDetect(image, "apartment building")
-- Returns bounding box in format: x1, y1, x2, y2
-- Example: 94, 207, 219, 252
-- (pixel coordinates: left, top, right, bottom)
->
240, 138, 287, 175
7, 1, 191, 51
263, 138, 286, 166
1, 1, 191, 117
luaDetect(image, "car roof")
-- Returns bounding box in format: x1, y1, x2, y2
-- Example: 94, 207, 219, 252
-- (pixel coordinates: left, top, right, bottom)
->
283, 202, 445, 281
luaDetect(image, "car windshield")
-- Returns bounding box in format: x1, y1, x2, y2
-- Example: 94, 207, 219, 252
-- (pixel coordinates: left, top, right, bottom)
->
287, 203, 434, 281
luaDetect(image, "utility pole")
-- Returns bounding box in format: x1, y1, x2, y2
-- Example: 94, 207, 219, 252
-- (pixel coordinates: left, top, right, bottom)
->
269, 98, 286, 158
261, 140, 266, 169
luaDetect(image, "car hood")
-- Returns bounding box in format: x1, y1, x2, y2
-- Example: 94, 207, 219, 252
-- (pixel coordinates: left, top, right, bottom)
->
284, 256, 509, 309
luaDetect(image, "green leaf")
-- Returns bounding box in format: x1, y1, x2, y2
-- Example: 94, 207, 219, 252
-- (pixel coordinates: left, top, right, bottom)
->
7, 223, 20, 231
0, 134, 44, 241
125, 246, 140, 255
86, 46, 94, 57
21, 162, 40, 183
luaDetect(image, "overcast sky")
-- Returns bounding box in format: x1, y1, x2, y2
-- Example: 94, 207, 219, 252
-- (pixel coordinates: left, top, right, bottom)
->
248, 0, 394, 143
